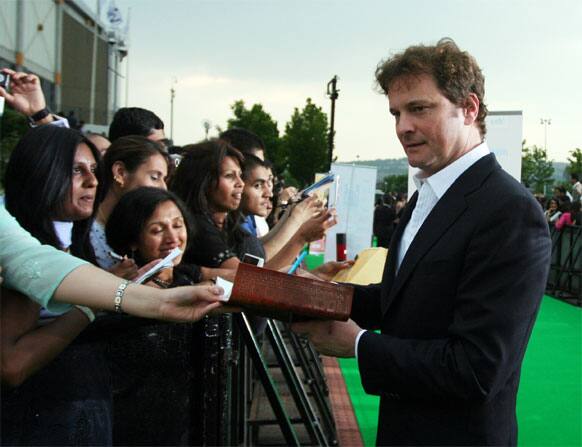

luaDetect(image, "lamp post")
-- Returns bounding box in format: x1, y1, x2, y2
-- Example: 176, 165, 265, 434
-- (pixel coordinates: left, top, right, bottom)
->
540, 118, 551, 151
202, 120, 212, 140
170, 78, 177, 140
326, 76, 339, 171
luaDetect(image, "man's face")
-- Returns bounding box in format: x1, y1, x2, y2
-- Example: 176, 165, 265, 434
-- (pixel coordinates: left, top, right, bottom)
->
242, 166, 273, 217
388, 74, 475, 176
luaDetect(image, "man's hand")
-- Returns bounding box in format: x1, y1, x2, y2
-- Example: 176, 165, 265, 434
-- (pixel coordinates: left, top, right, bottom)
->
290, 319, 361, 358
278, 186, 298, 204
0, 68, 47, 120
289, 195, 324, 225
297, 208, 337, 243
311, 260, 354, 281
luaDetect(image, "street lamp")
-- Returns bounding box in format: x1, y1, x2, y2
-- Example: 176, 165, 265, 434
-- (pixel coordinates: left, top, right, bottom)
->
540, 118, 551, 151
170, 78, 177, 140
202, 120, 212, 140
326, 75, 339, 170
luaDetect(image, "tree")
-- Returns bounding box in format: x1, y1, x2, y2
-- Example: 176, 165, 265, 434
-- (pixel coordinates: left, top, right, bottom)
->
566, 147, 582, 179
226, 100, 285, 173
283, 98, 329, 186
381, 174, 408, 193
521, 140, 554, 194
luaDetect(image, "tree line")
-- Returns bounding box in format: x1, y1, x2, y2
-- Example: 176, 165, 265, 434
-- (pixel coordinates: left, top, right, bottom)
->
226, 98, 329, 187
521, 140, 582, 195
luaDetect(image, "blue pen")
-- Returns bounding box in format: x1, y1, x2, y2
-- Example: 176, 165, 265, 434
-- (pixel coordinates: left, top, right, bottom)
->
287, 250, 308, 275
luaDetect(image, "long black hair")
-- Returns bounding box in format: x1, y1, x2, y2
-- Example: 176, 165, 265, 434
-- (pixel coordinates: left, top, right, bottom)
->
105, 187, 193, 266
170, 139, 246, 246
4, 125, 102, 262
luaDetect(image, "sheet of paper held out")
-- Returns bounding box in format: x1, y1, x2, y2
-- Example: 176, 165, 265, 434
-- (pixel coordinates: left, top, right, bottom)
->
216, 277, 234, 302
134, 247, 182, 284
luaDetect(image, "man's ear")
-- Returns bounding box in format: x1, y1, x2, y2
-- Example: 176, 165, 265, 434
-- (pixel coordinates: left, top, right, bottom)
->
463, 93, 480, 126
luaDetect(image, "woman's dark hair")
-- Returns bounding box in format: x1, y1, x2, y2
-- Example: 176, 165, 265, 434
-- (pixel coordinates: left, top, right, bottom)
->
170, 139, 245, 245
102, 135, 171, 193
4, 125, 102, 262
105, 187, 193, 266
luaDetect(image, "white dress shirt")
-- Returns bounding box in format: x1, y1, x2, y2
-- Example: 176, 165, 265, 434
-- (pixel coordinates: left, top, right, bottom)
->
355, 142, 491, 359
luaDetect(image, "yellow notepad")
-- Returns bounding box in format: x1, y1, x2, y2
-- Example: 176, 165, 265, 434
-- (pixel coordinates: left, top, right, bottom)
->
332, 247, 388, 285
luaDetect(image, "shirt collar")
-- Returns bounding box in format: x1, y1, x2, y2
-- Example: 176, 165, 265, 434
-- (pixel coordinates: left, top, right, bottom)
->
413, 141, 490, 199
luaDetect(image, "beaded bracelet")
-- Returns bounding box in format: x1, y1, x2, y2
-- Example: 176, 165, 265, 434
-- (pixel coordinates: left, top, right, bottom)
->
114, 280, 130, 313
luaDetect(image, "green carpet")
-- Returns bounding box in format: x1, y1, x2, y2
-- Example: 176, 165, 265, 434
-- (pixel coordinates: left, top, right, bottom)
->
339, 296, 582, 446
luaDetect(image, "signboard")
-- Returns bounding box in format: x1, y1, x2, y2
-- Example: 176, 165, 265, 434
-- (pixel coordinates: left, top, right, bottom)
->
324, 163, 377, 262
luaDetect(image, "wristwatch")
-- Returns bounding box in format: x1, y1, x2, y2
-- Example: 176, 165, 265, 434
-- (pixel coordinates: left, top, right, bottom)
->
28, 107, 51, 125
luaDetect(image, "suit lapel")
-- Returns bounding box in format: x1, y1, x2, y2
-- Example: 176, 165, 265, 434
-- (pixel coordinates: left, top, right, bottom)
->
379, 191, 417, 315
381, 153, 499, 317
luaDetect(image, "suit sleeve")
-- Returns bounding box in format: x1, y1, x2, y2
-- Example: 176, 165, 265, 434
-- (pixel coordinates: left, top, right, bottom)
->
357, 193, 551, 401
350, 283, 383, 330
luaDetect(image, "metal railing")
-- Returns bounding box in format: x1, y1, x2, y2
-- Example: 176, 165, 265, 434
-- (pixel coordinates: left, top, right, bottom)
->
547, 225, 582, 306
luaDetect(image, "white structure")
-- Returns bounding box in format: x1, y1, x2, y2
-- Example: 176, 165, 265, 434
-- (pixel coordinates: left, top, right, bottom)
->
324, 163, 377, 262
0, 0, 128, 126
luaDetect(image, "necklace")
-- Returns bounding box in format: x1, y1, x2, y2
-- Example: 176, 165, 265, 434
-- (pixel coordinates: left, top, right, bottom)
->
151, 277, 172, 289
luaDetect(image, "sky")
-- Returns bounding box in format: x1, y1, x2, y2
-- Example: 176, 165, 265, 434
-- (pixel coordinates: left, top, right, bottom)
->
93, 0, 581, 162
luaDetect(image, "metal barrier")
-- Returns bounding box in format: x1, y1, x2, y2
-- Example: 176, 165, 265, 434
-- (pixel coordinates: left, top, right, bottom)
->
547, 225, 582, 306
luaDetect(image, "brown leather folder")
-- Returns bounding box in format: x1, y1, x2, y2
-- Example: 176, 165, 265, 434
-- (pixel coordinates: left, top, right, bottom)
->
231, 263, 354, 322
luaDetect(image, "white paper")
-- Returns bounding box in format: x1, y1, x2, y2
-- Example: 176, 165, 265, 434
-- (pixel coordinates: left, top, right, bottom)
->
215, 277, 233, 302
134, 247, 182, 284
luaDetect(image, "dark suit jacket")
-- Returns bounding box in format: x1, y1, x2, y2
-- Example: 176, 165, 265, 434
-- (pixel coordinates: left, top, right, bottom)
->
351, 154, 551, 446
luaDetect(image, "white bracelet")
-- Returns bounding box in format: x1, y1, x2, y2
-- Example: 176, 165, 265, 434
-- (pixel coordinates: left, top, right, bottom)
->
114, 280, 130, 313
75, 305, 95, 322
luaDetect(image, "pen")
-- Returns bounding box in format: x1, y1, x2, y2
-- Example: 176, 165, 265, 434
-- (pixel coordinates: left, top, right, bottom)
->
287, 250, 308, 275
109, 250, 125, 261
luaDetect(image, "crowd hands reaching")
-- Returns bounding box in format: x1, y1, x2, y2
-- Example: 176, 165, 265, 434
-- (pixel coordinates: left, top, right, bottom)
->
0, 67, 350, 443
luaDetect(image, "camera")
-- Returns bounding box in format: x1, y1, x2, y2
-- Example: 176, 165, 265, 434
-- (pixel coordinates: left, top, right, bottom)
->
0, 72, 10, 91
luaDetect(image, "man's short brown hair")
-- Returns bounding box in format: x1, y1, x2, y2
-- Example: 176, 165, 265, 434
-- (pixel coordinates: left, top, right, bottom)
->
375, 38, 488, 136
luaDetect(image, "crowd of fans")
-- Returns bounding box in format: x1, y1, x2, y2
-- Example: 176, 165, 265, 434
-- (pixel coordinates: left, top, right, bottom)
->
536, 178, 582, 230
0, 68, 347, 445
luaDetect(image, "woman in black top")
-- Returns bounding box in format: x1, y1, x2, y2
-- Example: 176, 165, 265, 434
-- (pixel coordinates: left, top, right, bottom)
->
105, 187, 201, 445
170, 139, 258, 269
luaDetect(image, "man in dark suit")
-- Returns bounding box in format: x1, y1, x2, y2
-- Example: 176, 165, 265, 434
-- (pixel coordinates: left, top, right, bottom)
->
373, 194, 396, 248
293, 39, 551, 446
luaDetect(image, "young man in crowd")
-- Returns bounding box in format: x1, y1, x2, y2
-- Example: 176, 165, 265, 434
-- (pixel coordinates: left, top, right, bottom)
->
108, 107, 166, 143
240, 154, 273, 236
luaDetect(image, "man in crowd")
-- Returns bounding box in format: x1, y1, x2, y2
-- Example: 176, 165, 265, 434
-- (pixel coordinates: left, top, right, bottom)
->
570, 173, 582, 203
108, 107, 166, 143
373, 193, 396, 248
293, 39, 551, 446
